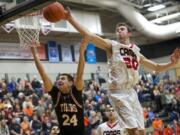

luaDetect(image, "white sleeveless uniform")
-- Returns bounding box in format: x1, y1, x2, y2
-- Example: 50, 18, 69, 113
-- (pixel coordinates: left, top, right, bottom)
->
108, 40, 144, 130
97, 121, 123, 135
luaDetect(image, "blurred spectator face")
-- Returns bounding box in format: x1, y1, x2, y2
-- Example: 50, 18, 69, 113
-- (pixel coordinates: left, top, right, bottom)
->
98, 98, 102, 104
48, 103, 53, 109
89, 84, 94, 89
56, 75, 73, 93
33, 115, 38, 120
88, 103, 93, 110
0, 119, 6, 126
44, 116, 50, 123
50, 126, 60, 135
12, 118, 16, 124
85, 100, 89, 105
23, 116, 29, 122
18, 92, 24, 99
2, 83, 6, 89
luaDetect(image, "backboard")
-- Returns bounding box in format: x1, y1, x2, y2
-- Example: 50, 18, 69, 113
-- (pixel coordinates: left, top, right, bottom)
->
0, 0, 56, 25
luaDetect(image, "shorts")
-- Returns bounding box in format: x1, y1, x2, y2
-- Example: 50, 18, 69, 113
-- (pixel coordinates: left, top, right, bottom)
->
109, 88, 145, 130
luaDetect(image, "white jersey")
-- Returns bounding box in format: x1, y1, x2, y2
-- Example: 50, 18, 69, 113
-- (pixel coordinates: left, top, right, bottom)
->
108, 40, 141, 90
97, 121, 122, 135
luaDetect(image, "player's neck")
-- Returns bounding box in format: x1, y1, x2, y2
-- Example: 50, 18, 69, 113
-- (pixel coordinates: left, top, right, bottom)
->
108, 119, 116, 124
61, 88, 71, 94
118, 38, 130, 45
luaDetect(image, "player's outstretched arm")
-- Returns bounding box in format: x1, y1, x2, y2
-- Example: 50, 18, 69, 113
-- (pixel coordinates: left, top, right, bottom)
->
31, 47, 53, 92
63, 8, 112, 53
74, 36, 89, 91
140, 48, 180, 73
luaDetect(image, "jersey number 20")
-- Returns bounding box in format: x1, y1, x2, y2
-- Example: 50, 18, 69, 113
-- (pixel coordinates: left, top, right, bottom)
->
62, 114, 78, 126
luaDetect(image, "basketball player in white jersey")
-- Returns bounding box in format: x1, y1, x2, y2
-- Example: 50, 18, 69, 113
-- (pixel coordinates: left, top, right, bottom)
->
63, 9, 180, 135
96, 106, 124, 135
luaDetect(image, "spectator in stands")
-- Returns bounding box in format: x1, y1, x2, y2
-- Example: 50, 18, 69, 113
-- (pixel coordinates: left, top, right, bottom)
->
163, 124, 173, 135
96, 66, 106, 86
152, 117, 164, 135
30, 115, 42, 135
31, 75, 42, 96
20, 116, 31, 135
89, 110, 101, 129
42, 115, 52, 135
9, 117, 22, 135
7, 77, 17, 93
0, 118, 10, 135
153, 85, 162, 112
23, 104, 34, 119
146, 107, 155, 127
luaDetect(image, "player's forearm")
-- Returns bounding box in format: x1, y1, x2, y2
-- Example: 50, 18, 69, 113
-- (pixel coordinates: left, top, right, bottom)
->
68, 15, 111, 51
154, 62, 175, 73
32, 53, 52, 92
75, 49, 85, 90
68, 15, 92, 37
76, 50, 85, 81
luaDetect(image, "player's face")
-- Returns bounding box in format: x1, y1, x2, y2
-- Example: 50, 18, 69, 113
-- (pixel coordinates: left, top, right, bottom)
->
57, 75, 72, 93
116, 26, 130, 40
107, 107, 116, 120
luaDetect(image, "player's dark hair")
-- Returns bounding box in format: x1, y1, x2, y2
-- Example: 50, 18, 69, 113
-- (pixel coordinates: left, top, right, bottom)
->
116, 22, 131, 32
59, 73, 74, 82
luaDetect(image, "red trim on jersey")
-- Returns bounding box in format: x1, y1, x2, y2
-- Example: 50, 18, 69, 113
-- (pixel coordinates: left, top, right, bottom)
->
129, 43, 134, 48
106, 121, 118, 129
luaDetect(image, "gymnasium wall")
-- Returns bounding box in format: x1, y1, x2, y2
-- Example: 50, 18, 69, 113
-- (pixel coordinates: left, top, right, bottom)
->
0, 60, 108, 81
0, 55, 179, 81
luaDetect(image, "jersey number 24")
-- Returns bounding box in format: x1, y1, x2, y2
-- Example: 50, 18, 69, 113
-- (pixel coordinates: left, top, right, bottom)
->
62, 114, 78, 126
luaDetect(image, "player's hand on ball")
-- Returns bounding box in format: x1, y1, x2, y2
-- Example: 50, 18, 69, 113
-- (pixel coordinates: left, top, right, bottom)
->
63, 7, 72, 20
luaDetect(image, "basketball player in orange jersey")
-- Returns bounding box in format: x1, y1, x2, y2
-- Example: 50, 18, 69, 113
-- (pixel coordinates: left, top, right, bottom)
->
30, 36, 89, 135
96, 106, 124, 135
63, 9, 180, 135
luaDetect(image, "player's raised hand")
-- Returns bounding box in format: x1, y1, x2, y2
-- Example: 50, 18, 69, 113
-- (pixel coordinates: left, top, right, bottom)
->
63, 7, 72, 21
170, 48, 180, 64
30, 47, 36, 54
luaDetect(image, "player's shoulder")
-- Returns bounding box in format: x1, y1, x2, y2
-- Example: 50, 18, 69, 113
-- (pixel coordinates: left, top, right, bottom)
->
110, 40, 126, 47
98, 122, 107, 128
131, 43, 140, 51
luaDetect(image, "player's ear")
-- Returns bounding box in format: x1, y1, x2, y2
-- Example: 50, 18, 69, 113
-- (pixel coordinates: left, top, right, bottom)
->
69, 81, 73, 86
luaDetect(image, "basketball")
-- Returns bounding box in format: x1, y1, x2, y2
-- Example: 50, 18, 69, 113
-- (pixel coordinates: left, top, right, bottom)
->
43, 2, 65, 23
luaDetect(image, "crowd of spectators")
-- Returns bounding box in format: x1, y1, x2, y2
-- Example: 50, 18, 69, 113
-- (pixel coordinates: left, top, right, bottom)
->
0, 72, 179, 135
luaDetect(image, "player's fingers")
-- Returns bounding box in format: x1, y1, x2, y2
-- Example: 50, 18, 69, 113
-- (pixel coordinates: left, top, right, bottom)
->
64, 7, 71, 15
66, 7, 71, 12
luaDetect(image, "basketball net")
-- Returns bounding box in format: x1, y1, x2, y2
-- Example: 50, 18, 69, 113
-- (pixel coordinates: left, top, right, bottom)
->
15, 12, 41, 48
